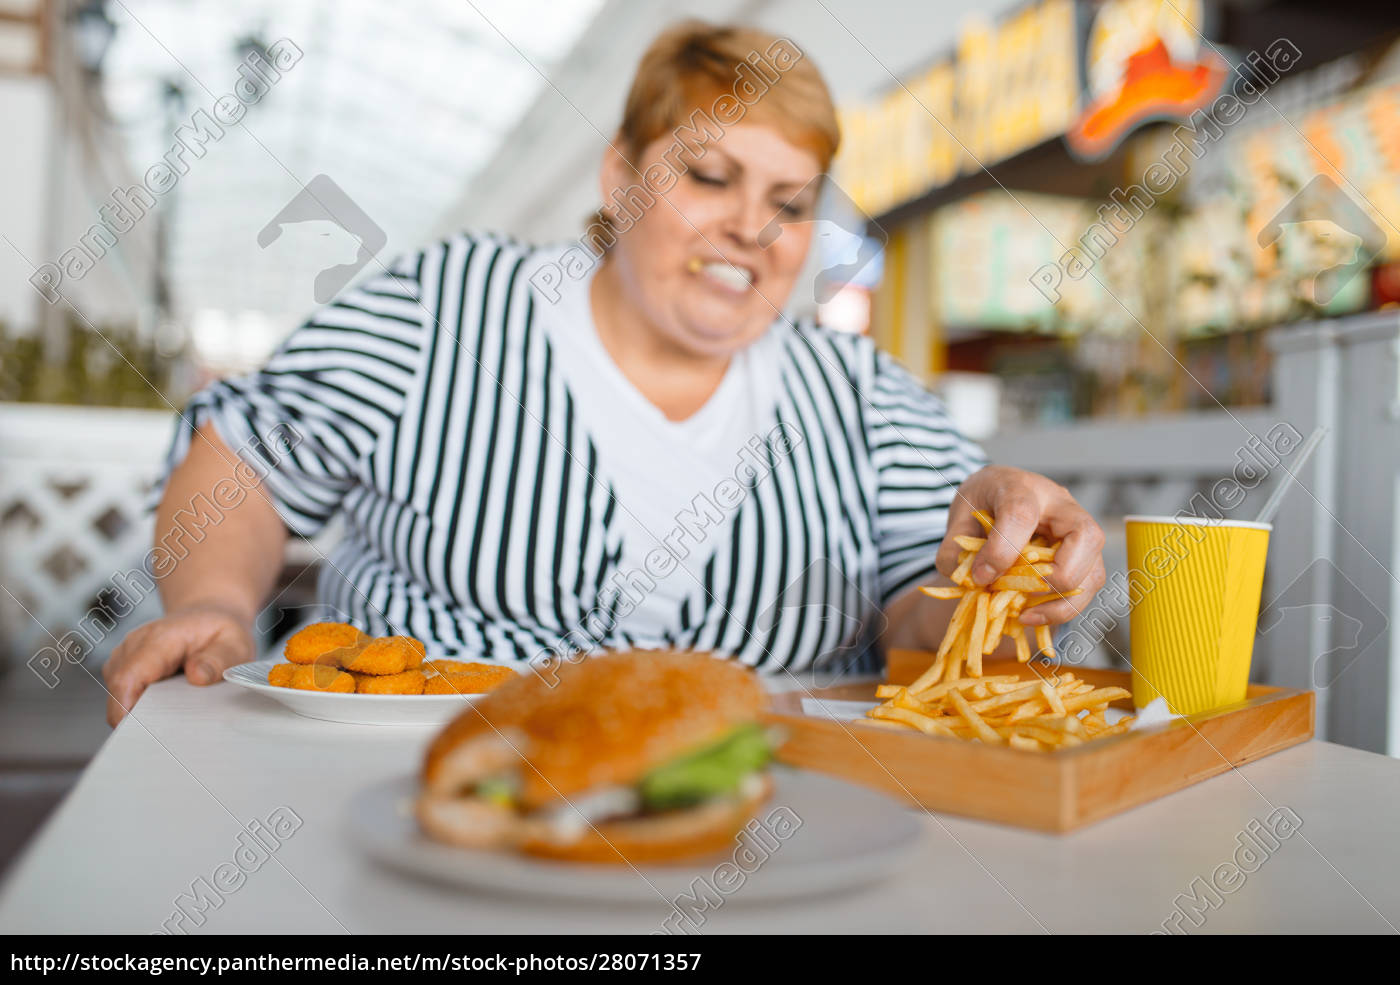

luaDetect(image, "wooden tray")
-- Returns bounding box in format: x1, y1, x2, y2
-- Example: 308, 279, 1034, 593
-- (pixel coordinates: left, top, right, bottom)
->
762, 649, 1314, 832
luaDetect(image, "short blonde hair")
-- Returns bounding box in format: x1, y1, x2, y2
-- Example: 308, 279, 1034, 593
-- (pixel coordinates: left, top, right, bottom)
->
616, 20, 840, 171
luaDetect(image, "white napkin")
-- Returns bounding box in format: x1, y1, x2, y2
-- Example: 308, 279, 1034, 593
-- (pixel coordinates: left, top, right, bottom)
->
1124, 696, 1181, 730
799, 698, 880, 721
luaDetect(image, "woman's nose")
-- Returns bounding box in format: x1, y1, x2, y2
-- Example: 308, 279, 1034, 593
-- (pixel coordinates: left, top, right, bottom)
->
720, 194, 770, 247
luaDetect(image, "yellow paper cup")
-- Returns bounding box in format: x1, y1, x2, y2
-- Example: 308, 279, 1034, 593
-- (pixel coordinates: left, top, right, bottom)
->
1125, 515, 1271, 716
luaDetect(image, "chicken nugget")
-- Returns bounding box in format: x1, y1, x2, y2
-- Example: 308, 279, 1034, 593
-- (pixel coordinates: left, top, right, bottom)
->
456, 662, 517, 687
285, 664, 355, 693
355, 669, 426, 695
423, 658, 471, 675
342, 636, 419, 675
423, 664, 515, 695
266, 663, 297, 687
423, 673, 476, 695
284, 622, 366, 664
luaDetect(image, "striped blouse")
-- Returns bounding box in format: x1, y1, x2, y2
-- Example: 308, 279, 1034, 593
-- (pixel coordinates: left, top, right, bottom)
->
163, 232, 985, 674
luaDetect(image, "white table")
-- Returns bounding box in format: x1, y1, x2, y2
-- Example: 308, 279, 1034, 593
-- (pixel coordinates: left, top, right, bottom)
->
2, 674, 1398, 935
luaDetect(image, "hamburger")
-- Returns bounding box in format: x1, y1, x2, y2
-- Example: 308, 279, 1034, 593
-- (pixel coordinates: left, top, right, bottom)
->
417, 650, 774, 864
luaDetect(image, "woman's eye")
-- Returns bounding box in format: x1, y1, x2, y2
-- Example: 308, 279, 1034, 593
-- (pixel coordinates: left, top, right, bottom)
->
691, 172, 727, 188
776, 201, 809, 219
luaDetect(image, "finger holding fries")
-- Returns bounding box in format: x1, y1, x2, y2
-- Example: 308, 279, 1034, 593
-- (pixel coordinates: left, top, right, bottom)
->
934, 466, 1106, 628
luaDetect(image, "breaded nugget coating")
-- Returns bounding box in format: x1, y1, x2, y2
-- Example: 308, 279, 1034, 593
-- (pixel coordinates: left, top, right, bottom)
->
284, 622, 364, 664
341, 636, 419, 675
423, 658, 470, 674
285, 664, 355, 693
423, 673, 474, 695
266, 663, 296, 687
423, 664, 515, 694
354, 669, 426, 694
457, 663, 516, 687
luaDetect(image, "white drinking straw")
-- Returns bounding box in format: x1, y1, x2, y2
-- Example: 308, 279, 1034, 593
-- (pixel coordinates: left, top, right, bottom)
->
1254, 426, 1327, 525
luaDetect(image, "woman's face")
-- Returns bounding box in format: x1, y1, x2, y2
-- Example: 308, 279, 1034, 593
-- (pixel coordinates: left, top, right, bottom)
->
599, 123, 823, 359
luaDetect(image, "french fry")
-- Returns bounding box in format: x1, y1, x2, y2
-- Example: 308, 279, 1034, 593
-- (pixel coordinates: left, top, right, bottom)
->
944, 640, 964, 685
1035, 624, 1055, 659
991, 574, 1049, 593
919, 585, 966, 600
945, 589, 977, 647
907, 650, 947, 695
911, 675, 1019, 700
968, 682, 1043, 714
1022, 588, 1082, 610
910, 592, 973, 690
948, 688, 1001, 744
1001, 724, 1083, 747
972, 509, 994, 532
1004, 563, 1055, 579
950, 552, 976, 588
1060, 687, 1132, 715
984, 604, 1009, 655
953, 535, 986, 552
1024, 714, 1086, 737
1013, 622, 1031, 662
1040, 681, 1067, 717
893, 689, 937, 715
985, 680, 1031, 695
967, 591, 989, 677
869, 704, 957, 736
1007, 698, 1049, 721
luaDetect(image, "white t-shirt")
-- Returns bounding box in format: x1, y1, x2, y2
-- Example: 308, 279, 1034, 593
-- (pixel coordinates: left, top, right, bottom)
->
528, 248, 784, 614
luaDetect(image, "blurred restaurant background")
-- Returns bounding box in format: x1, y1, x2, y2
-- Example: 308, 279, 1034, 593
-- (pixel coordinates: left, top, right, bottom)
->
1, 0, 1399, 862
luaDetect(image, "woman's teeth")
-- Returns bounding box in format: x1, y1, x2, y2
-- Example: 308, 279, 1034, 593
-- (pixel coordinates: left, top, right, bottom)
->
698, 262, 753, 292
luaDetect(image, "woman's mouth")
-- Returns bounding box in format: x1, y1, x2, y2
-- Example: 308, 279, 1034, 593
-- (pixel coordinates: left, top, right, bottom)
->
689, 258, 755, 296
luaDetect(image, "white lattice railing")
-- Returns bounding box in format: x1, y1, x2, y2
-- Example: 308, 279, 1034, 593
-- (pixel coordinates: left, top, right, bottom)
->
0, 403, 174, 674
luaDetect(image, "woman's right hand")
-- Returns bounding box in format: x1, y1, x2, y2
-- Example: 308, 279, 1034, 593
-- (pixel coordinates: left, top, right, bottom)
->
103, 602, 256, 727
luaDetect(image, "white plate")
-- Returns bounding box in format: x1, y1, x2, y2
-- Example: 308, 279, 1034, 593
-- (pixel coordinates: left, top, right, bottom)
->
348, 770, 922, 905
223, 658, 496, 726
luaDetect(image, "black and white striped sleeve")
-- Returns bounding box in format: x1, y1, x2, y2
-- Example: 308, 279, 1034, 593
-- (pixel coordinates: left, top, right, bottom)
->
866, 349, 987, 605
158, 254, 427, 537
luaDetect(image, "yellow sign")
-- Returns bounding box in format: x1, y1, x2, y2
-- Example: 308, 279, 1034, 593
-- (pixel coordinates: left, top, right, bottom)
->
837, 0, 1079, 217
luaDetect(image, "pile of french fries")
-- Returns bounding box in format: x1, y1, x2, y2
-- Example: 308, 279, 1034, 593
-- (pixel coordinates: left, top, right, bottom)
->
865, 510, 1134, 751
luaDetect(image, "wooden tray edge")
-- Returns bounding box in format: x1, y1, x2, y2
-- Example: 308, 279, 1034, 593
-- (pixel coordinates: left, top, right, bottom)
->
762, 668, 1316, 834
1062, 688, 1315, 830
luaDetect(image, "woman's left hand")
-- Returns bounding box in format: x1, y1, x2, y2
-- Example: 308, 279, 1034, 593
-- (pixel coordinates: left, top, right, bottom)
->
936, 465, 1106, 627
